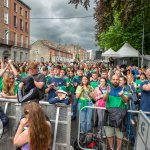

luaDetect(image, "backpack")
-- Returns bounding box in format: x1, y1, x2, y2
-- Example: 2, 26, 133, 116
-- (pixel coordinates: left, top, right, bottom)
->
73, 132, 104, 150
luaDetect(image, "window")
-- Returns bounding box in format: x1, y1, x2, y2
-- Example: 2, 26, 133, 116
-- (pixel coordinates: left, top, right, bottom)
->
14, 32, 17, 46
20, 19, 23, 30
25, 22, 28, 32
14, 51, 17, 62
25, 53, 28, 60
20, 52, 23, 62
20, 35, 23, 47
25, 11, 28, 19
14, 3, 17, 12
20, 7, 23, 16
14, 16, 17, 27
4, 0, 9, 8
4, 11, 8, 24
4, 30, 9, 44
26, 36, 28, 48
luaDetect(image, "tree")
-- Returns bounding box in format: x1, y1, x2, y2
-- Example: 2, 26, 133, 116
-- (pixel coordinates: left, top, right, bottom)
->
69, 0, 150, 54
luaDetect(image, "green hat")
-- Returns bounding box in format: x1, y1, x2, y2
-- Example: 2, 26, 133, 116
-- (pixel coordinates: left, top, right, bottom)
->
56, 86, 68, 95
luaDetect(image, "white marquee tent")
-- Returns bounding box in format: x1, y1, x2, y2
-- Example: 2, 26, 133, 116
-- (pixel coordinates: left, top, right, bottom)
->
102, 48, 120, 57
117, 43, 140, 57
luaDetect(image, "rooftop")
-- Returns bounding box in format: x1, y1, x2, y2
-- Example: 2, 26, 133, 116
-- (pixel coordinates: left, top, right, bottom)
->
17, 0, 31, 10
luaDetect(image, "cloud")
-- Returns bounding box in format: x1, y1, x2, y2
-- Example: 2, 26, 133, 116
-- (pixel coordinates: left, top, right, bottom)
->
22, 0, 97, 50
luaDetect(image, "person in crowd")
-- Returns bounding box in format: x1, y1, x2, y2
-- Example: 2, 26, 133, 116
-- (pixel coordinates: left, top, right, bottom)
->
19, 66, 27, 79
14, 102, 52, 150
17, 76, 39, 103
45, 65, 66, 100
103, 75, 129, 150
119, 76, 127, 89
132, 65, 139, 80
90, 72, 100, 89
49, 69, 55, 78
47, 61, 53, 71
28, 62, 46, 100
89, 72, 100, 127
126, 74, 138, 110
115, 69, 122, 78
0, 72, 18, 99
49, 86, 70, 105
94, 77, 107, 138
101, 70, 111, 85
72, 68, 84, 120
135, 73, 146, 97
8, 59, 21, 80
42, 66, 51, 85
76, 76, 94, 133
60, 69, 67, 79
140, 68, 150, 118
66, 70, 75, 104
39, 62, 45, 73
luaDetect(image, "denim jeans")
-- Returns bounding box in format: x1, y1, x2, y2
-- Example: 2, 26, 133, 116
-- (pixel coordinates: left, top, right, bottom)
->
72, 94, 78, 119
78, 103, 93, 133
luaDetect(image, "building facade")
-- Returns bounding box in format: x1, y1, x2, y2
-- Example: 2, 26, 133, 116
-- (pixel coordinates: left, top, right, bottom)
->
30, 40, 73, 63
0, 0, 30, 62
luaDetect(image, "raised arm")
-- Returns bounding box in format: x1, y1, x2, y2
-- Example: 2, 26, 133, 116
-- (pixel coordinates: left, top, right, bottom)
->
8, 59, 20, 79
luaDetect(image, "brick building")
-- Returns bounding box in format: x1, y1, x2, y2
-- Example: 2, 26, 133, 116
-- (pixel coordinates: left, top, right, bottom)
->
30, 40, 73, 63
0, 0, 30, 62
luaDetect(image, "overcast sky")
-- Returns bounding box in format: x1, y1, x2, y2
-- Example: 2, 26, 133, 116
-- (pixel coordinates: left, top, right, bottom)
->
22, 0, 97, 50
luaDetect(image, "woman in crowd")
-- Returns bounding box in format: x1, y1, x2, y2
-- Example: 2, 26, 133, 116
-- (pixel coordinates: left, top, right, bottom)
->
94, 77, 107, 137
76, 76, 94, 133
14, 102, 52, 150
66, 70, 75, 104
0, 72, 18, 99
126, 74, 138, 110
119, 76, 127, 89
19, 66, 27, 79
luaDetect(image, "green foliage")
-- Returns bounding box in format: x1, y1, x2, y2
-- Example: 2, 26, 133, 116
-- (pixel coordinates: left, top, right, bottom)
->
69, 0, 150, 54
97, 1, 150, 54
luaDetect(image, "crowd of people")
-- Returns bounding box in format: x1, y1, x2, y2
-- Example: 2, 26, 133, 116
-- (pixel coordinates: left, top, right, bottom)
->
0, 58, 150, 150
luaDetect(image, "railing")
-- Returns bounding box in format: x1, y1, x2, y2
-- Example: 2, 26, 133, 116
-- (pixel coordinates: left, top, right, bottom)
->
77, 105, 150, 150
0, 38, 30, 49
0, 98, 72, 150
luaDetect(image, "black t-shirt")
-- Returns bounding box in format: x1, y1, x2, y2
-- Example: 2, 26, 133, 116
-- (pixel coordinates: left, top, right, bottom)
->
32, 73, 46, 100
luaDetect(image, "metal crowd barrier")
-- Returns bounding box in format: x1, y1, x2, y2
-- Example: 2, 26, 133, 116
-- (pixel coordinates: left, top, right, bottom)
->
0, 98, 72, 150
77, 105, 150, 150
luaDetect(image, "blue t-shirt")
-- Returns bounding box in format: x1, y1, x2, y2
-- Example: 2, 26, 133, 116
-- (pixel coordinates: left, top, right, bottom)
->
47, 76, 66, 99
73, 76, 82, 86
140, 80, 150, 111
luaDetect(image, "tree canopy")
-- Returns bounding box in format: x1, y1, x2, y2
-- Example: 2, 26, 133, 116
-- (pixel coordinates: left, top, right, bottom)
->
69, 0, 150, 54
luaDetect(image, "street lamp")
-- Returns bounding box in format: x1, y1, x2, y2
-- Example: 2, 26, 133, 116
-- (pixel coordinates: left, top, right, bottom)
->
141, 15, 145, 68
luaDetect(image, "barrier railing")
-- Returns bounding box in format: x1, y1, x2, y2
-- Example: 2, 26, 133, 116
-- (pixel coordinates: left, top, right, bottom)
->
135, 110, 150, 150
0, 98, 72, 150
77, 105, 150, 150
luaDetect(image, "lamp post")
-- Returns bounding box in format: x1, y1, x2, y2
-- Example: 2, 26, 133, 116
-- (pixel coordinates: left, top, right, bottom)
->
141, 0, 145, 68
141, 16, 145, 68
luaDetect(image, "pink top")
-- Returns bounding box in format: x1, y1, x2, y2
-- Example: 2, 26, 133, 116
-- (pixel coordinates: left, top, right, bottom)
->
94, 86, 106, 107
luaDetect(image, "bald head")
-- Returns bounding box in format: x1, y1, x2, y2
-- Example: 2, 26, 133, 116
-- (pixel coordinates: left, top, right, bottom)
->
146, 68, 150, 81
111, 75, 119, 88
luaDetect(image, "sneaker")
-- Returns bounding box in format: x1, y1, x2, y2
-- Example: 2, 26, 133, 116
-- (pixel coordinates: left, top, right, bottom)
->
131, 119, 135, 125
102, 132, 106, 138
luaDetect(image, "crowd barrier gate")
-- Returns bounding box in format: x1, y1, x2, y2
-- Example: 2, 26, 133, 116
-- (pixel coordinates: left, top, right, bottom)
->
0, 98, 72, 150
77, 105, 150, 150
135, 110, 150, 150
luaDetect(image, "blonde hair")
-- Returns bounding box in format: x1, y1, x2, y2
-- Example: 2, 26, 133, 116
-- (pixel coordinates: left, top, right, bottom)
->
3, 72, 15, 95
